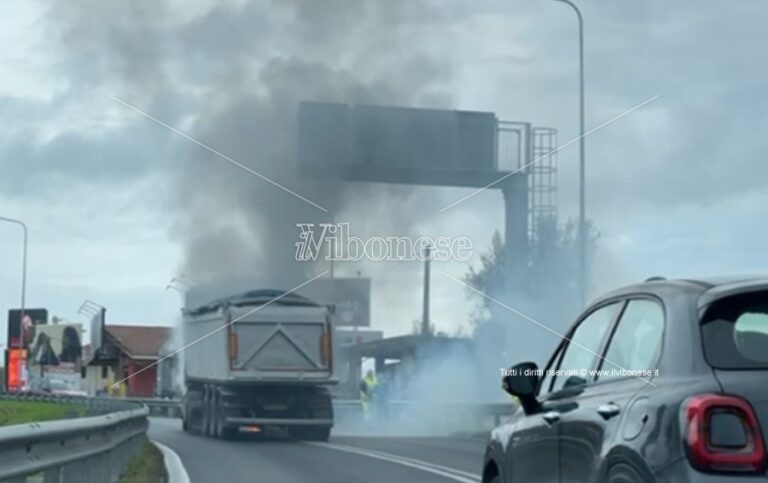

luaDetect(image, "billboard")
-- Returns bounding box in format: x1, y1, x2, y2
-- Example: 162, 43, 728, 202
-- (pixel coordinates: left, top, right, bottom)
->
335, 327, 383, 347
7, 308, 47, 349
28, 323, 83, 367
298, 278, 371, 327
298, 102, 499, 187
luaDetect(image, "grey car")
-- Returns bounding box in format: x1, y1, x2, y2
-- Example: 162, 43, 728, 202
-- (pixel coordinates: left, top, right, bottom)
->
483, 276, 768, 483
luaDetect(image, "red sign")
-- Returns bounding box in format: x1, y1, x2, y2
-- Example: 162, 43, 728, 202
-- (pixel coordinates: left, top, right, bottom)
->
6, 349, 27, 391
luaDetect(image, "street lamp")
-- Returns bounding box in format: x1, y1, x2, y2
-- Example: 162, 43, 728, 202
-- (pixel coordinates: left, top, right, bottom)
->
0, 216, 28, 322
548, 0, 587, 305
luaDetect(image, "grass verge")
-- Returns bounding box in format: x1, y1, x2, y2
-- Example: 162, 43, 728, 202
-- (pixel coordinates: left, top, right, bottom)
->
0, 400, 86, 426
118, 438, 168, 483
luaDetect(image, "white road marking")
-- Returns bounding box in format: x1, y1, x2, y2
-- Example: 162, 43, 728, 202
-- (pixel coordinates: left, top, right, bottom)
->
307, 442, 481, 483
153, 440, 191, 483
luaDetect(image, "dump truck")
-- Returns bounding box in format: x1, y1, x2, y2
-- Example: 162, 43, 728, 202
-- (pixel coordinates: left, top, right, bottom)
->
181, 289, 335, 440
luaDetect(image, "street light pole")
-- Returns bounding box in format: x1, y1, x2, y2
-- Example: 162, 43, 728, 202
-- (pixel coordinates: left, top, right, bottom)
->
421, 245, 432, 337
0, 216, 28, 322
550, 0, 587, 306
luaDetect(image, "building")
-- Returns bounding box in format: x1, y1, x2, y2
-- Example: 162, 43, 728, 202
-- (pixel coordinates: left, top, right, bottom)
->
333, 327, 382, 398
156, 334, 182, 398
86, 325, 171, 397
340, 334, 472, 399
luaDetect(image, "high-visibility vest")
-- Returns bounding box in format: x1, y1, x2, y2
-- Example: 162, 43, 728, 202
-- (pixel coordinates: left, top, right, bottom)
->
364, 375, 377, 393
360, 375, 377, 401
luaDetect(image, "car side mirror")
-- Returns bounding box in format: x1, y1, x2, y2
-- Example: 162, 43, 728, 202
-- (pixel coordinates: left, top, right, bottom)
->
562, 375, 586, 390
502, 361, 542, 414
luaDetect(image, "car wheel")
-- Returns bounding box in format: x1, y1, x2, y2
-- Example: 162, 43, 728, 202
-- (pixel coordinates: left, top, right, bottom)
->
606, 462, 654, 483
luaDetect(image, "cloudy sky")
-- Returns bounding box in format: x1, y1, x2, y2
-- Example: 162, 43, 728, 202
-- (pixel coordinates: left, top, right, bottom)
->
1, 0, 767, 347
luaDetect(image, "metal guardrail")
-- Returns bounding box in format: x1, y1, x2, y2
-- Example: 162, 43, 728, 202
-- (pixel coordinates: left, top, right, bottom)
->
0, 394, 149, 483
0, 392, 141, 416
0, 393, 513, 480
124, 397, 182, 419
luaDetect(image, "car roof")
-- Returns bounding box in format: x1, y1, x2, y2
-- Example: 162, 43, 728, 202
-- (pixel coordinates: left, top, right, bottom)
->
694, 276, 768, 309
680, 274, 768, 288
591, 275, 768, 308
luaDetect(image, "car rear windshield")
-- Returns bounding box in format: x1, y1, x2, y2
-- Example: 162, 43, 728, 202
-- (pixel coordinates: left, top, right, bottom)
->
701, 290, 768, 369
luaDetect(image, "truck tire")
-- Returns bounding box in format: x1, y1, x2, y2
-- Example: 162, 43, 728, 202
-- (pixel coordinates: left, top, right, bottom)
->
202, 387, 212, 437
218, 406, 237, 440
181, 396, 189, 432
184, 388, 202, 435
212, 393, 222, 439
220, 424, 237, 440
211, 392, 235, 439
290, 426, 331, 442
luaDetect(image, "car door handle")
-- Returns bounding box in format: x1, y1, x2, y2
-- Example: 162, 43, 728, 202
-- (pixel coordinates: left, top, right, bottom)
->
542, 411, 561, 424
597, 403, 621, 420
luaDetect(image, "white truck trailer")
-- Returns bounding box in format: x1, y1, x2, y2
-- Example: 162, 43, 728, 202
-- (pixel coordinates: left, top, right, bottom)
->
181, 289, 335, 440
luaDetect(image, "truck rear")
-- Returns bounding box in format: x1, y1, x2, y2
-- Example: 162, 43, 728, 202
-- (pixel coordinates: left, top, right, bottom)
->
181, 289, 335, 440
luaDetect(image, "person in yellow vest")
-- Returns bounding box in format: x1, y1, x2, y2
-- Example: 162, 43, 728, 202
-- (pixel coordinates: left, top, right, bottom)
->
359, 370, 377, 421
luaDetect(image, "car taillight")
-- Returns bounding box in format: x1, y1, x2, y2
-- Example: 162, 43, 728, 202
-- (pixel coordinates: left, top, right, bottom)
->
229, 331, 238, 365
684, 394, 766, 474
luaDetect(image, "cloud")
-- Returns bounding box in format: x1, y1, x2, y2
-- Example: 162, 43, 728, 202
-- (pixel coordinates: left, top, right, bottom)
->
0, 122, 179, 196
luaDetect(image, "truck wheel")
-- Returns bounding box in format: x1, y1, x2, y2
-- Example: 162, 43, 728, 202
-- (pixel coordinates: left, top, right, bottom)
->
202, 387, 212, 437
213, 393, 236, 439
182, 393, 192, 433
221, 425, 237, 440
308, 426, 331, 441
190, 391, 204, 435
212, 394, 222, 439
217, 394, 237, 440
181, 400, 188, 432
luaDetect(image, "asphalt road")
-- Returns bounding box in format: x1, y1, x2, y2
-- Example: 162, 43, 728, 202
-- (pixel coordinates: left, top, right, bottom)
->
148, 418, 487, 483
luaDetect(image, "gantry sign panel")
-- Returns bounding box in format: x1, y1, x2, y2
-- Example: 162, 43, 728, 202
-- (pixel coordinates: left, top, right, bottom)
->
298, 102, 503, 187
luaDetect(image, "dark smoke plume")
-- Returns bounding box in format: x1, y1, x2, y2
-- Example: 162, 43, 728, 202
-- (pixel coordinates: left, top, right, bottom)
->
45, 0, 455, 288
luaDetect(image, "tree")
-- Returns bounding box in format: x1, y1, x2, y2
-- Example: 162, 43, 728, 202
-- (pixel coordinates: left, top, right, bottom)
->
464, 217, 599, 366
411, 318, 435, 337
464, 230, 506, 327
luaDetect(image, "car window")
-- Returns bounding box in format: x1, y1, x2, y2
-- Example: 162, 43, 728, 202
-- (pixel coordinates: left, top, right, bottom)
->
701, 290, 768, 368
548, 302, 621, 393
598, 299, 664, 380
